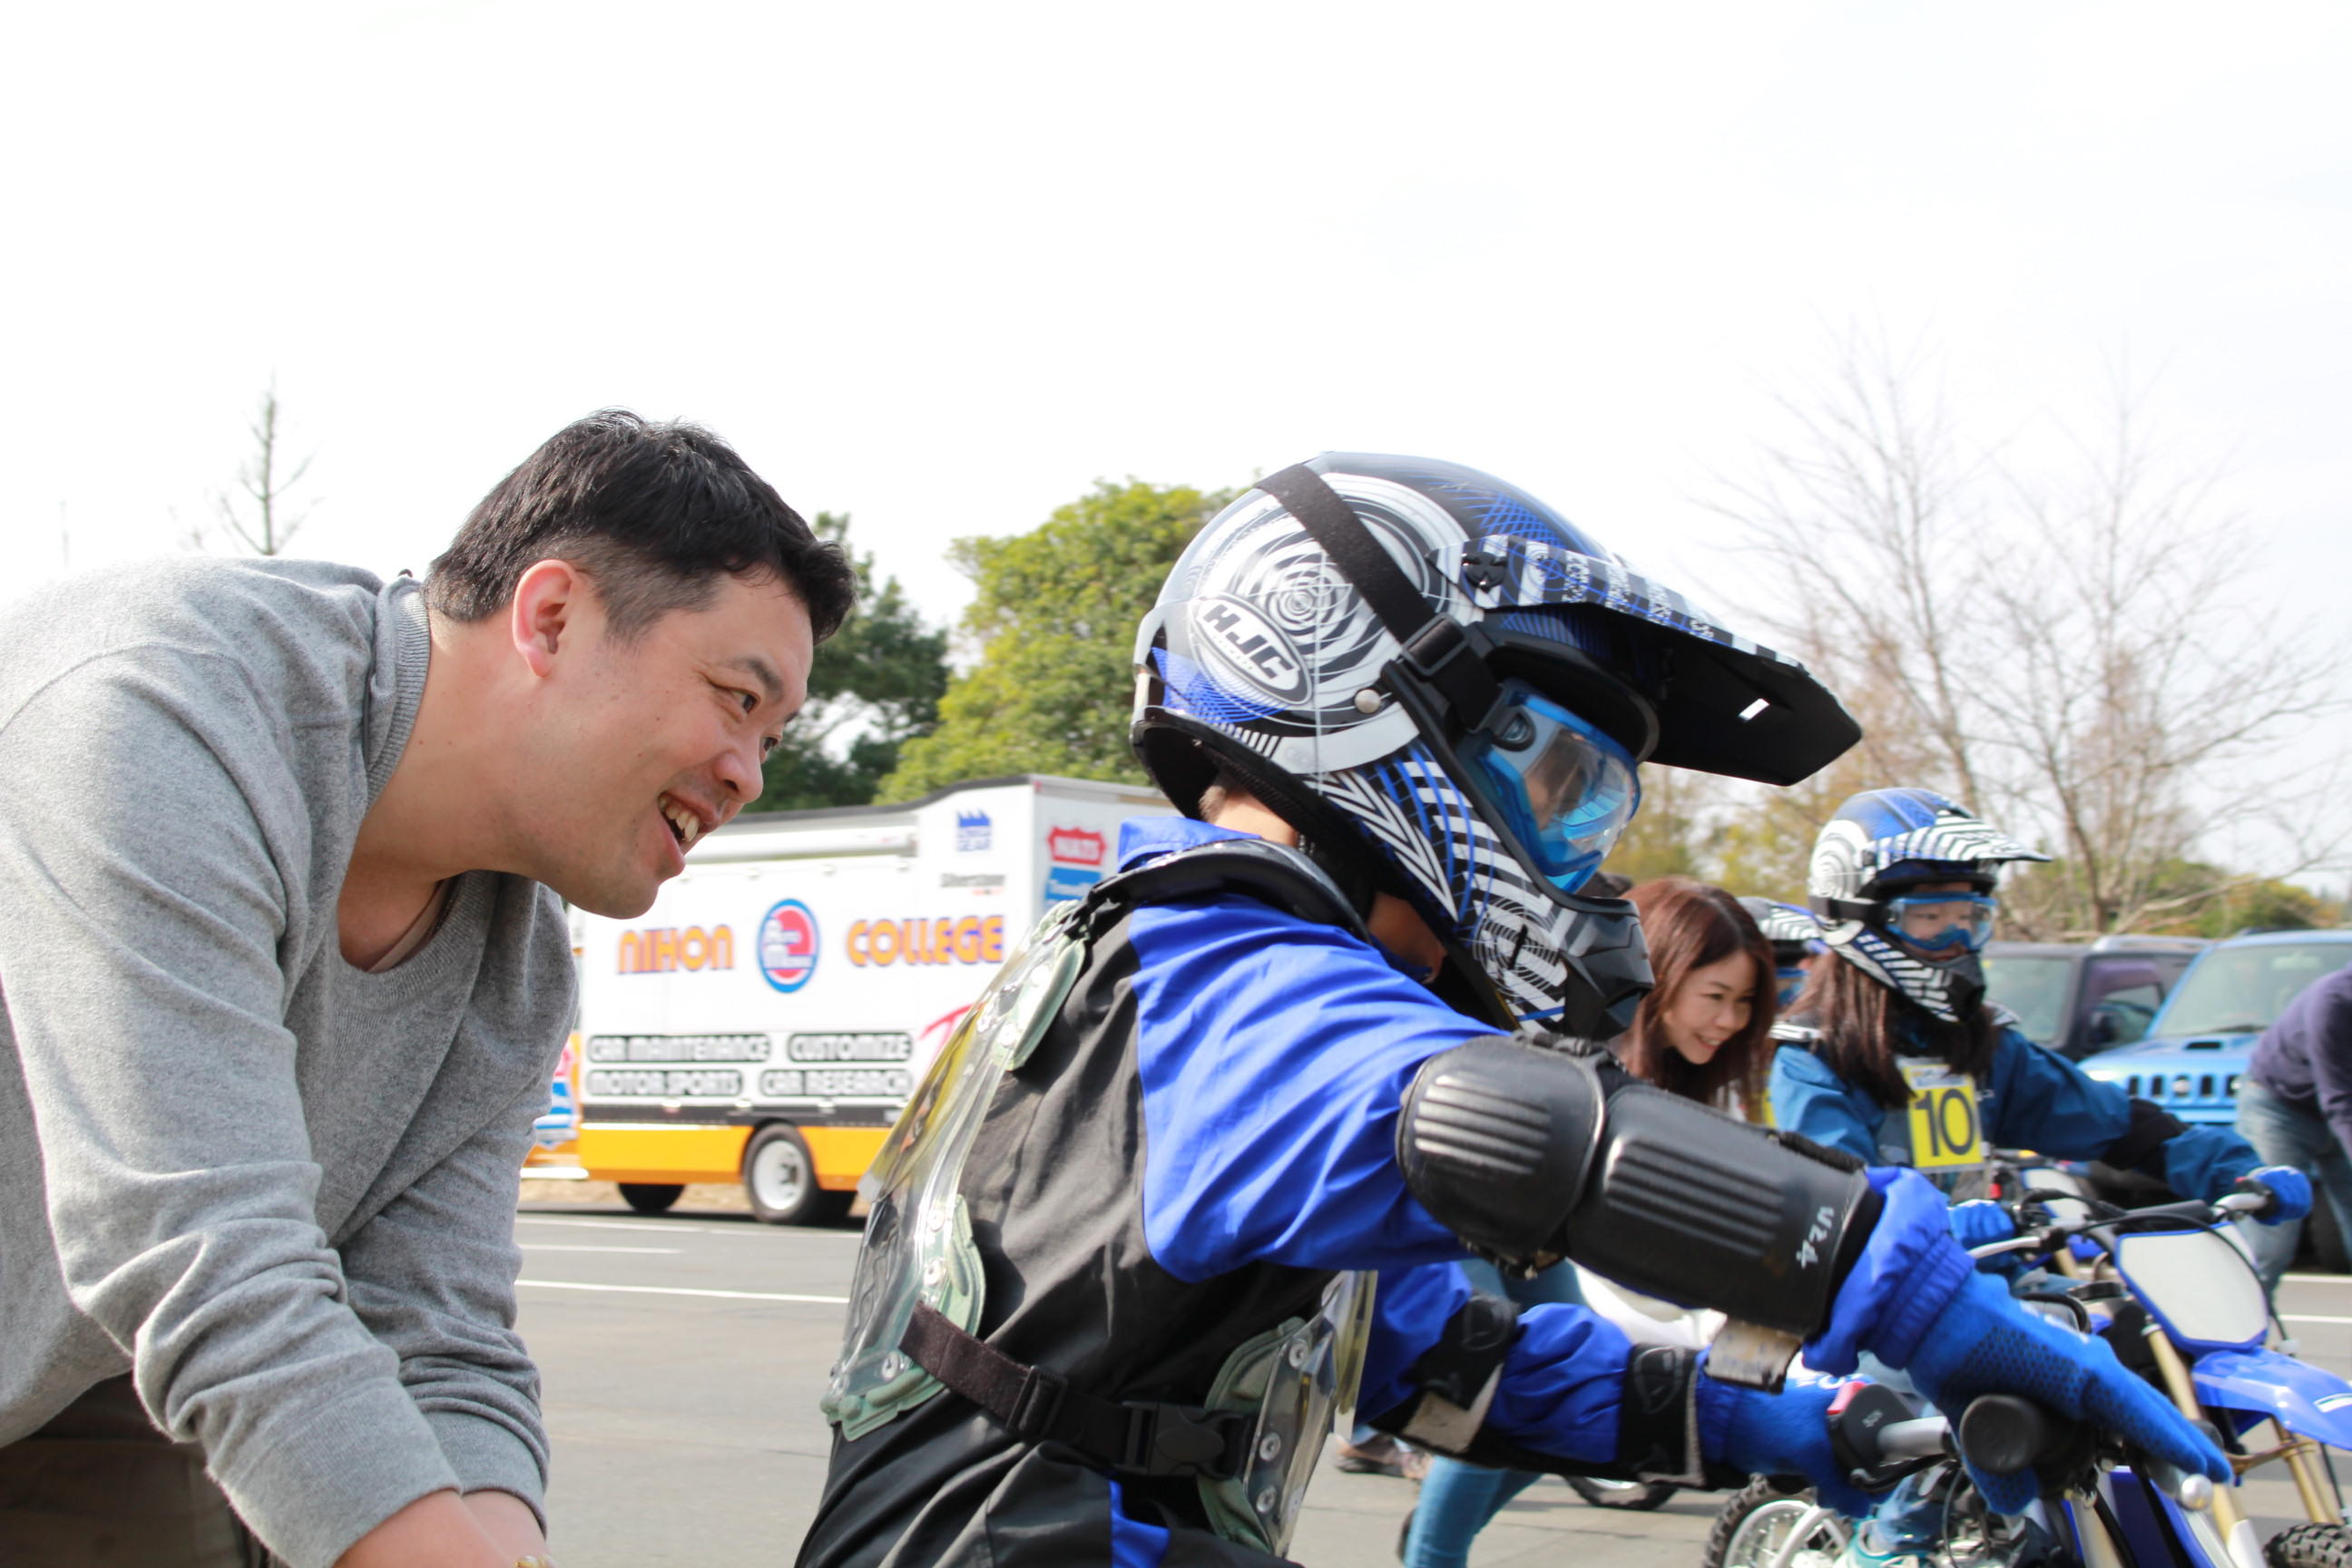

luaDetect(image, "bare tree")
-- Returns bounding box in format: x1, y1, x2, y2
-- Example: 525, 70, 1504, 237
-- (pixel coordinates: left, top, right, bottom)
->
1710, 329, 2346, 938
199, 383, 315, 556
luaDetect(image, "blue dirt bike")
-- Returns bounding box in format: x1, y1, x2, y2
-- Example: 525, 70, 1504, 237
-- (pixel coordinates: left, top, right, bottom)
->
1704, 1180, 2352, 1568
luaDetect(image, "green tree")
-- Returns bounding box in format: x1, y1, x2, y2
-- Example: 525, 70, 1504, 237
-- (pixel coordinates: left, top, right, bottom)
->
2122, 860, 2343, 939
880, 478, 1235, 798
750, 514, 948, 812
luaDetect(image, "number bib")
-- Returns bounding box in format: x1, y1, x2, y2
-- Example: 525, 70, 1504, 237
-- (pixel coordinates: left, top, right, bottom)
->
1901, 1063, 1985, 1171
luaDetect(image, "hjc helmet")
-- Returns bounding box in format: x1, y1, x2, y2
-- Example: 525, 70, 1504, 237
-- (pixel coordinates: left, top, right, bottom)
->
1132, 454, 1860, 1035
1806, 788, 2049, 1024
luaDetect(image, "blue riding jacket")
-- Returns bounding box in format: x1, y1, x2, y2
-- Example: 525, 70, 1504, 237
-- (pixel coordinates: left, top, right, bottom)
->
1769, 1012, 2260, 1201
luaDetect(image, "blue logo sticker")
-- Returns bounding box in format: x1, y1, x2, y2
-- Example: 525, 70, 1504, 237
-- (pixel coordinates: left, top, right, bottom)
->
1044, 866, 1101, 905
956, 810, 992, 852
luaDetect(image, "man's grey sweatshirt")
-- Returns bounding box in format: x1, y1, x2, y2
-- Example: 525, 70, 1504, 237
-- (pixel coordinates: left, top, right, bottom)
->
0, 559, 574, 1567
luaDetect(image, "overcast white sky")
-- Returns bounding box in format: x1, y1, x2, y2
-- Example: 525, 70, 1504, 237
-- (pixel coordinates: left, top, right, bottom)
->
5, 1, 2346, 868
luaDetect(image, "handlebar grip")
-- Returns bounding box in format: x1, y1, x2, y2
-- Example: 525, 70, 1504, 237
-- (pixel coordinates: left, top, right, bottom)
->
1957, 1395, 2068, 1475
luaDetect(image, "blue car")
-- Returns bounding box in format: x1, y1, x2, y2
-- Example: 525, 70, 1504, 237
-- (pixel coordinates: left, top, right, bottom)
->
2081, 929, 2352, 1127
2081, 929, 2352, 1265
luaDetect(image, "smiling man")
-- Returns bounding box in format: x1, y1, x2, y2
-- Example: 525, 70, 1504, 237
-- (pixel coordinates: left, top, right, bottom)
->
0, 412, 853, 1568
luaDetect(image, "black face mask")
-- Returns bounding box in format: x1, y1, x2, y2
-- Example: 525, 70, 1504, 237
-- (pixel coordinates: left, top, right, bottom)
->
1934, 949, 1988, 1022
1553, 890, 1652, 1041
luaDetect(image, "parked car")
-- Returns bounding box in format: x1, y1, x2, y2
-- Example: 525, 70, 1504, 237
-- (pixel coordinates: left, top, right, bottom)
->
1983, 935, 2207, 1060
2082, 927, 2352, 1266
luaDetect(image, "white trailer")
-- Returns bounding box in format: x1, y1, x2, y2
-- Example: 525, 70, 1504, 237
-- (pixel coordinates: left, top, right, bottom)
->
530, 775, 1173, 1222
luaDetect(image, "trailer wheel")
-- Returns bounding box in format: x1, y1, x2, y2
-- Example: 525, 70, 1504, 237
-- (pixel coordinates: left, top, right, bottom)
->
743, 1124, 853, 1226
617, 1182, 684, 1216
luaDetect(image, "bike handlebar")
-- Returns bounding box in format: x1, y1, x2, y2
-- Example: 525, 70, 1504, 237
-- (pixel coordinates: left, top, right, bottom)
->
1956, 1395, 2069, 1476
1965, 1190, 2263, 1264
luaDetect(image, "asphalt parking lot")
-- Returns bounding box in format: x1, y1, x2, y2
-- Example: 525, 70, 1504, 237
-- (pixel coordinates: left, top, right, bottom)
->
516, 1195, 2352, 1567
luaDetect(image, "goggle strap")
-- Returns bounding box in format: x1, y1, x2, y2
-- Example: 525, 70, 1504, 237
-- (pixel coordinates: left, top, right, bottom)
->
1257, 463, 1504, 729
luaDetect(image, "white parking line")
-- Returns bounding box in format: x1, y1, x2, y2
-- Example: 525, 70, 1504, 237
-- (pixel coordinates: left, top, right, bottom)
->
2281, 1315, 2352, 1326
519, 1278, 848, 1305
2282, 1274, 2352, 1285
518, 1243, 681, 1255
514, 1214, 858, 1239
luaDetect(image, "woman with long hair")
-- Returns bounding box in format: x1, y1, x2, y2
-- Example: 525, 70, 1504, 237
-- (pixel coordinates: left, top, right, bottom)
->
1772, 787, 2300, 1202
1618, 877, 1777, 1112
1400, 877, 1777, 1565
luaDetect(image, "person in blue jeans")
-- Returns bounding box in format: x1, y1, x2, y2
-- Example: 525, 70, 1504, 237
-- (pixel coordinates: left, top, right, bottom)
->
2237, 964, 2352, 1288
1402, 877, 1779, 1566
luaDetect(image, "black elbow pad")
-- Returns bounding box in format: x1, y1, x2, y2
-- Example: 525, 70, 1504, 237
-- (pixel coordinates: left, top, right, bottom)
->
1396, 1034, 1876, 1341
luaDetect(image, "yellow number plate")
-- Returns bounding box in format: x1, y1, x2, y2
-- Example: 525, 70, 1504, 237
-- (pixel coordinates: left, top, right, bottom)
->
1903, 1063, 1984, 1170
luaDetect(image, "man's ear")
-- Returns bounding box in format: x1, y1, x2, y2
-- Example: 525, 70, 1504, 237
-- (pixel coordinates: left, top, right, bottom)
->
508, 559, 594, 680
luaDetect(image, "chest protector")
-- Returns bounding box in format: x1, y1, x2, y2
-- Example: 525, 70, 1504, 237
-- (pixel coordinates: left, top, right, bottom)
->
818, 839, 1377, 1559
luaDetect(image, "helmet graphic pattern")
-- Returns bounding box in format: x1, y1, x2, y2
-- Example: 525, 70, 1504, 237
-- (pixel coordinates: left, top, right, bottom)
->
1142, 479, 1455, 777
1744, 898, 1828, 951
1807, 789, 2048, 907
1320, 743, 1575, 1018
1823, 922, 1979, 1025
1460, 535, 1801, 668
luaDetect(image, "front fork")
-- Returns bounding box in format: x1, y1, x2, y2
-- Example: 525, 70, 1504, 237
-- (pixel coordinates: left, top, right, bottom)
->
2138, 1316, 2352, 1568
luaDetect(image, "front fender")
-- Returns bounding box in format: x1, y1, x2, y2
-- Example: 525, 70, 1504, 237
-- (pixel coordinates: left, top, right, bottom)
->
2192, 1348, 2352, 1446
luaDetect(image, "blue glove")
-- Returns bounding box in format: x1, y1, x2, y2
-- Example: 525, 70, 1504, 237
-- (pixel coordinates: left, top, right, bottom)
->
1902, 1271, 2229, 1514
1717, 1376, 1872, 1517
1808, 1170, 2230, 1516
1948, 1198, 2018, 1250
1948, 1198, 2026, 1278
2239, 1166, 2313, 1225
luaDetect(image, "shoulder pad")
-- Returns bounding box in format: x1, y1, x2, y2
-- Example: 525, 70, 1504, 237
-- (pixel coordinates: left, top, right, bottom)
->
1087, 838, 1370, 941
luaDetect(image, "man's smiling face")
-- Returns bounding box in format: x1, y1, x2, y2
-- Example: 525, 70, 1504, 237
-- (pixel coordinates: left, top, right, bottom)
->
534, 568, 813, 917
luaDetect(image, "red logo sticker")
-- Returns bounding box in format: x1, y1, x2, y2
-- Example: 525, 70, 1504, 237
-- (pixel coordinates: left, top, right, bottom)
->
1047, 827, 1106, 867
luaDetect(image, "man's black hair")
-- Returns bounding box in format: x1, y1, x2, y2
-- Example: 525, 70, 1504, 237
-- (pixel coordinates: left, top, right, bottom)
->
427, 410, 858, 642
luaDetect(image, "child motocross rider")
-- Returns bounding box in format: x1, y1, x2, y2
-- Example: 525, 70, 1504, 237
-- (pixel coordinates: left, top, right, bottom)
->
798, 456, 2235, 1568
1769, 788, 2308, 1216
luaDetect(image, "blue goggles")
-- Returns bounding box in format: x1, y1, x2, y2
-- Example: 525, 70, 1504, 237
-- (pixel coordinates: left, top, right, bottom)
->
1885, 892, 1998, 955
1456, 682, 1642, 894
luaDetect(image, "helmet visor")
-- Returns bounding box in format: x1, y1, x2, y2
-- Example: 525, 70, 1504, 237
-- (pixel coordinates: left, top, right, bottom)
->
1886, 892, 1998, 955
1458, 683, 1641, 894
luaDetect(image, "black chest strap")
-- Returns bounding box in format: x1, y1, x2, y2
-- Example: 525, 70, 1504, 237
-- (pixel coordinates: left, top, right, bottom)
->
1082, 836, 1372, 941
899, 1302, 1250, 1480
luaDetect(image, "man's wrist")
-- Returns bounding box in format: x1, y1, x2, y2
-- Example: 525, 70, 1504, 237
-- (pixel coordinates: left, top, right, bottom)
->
462, 1489, 549, 1562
